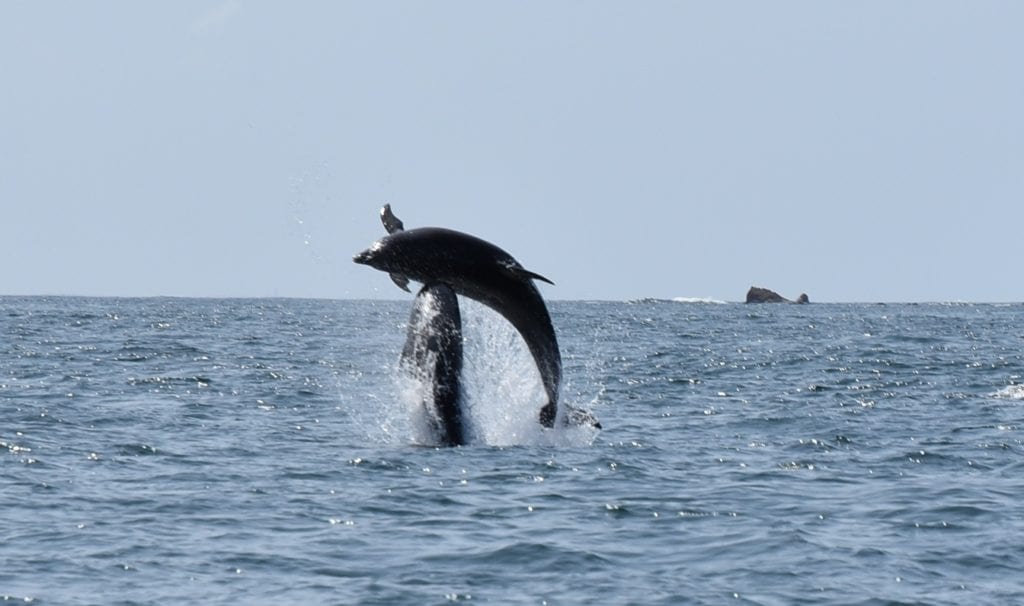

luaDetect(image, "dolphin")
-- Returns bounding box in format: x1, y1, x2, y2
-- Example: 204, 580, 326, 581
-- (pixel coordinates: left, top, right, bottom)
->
382, 206, 467, 445
354, 205, 563, 427
400, 282, 466, 446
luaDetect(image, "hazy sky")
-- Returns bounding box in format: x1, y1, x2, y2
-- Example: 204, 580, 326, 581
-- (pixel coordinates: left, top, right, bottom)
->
3, 2, 1021, 302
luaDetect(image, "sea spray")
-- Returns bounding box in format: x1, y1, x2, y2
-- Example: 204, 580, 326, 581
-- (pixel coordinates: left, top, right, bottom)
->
384, 297, 599, 447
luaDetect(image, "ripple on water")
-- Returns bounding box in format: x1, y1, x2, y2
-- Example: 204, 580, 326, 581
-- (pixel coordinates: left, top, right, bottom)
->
3, 299, 1024, 604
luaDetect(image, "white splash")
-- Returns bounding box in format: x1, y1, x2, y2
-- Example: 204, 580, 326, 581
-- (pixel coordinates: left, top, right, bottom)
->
992, 385, 1024, 400
386, 297, 599, 447
672, 297, 728, 304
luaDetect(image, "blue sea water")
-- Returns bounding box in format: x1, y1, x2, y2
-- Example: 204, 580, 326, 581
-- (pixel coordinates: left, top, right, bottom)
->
2, 296, 1023, 605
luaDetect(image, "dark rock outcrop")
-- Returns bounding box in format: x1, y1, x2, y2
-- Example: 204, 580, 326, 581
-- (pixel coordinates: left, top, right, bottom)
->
745, 286, 810, 304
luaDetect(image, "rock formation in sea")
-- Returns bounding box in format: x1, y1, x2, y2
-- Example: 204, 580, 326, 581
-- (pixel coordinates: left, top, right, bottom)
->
745, 286, 810, 304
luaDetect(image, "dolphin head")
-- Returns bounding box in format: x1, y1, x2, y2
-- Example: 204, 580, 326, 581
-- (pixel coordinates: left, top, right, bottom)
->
354, 229, 442, 279
354, 233, 419, 292
353, 238, 390, 270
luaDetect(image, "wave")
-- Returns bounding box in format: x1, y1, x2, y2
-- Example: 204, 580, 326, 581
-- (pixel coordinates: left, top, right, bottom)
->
672, 297, 728, 305
626, 297, 729, 305
991, 385, 1024, 400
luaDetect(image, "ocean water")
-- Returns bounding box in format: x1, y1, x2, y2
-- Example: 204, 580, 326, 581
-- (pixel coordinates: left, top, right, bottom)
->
2, 296, 1023, 605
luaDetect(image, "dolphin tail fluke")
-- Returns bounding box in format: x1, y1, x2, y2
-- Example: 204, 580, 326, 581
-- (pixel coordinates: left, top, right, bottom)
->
565, 404, 602, 429
539, 401, 602, 430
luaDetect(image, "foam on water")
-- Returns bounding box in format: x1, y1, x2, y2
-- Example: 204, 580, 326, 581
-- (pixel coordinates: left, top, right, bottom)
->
672, 296, 729, 304
992, 384, 1024, 400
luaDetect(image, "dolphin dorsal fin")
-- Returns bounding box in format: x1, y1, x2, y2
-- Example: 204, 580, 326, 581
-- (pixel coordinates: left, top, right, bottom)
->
501, 260, 555, 285
380, 204, 404, 234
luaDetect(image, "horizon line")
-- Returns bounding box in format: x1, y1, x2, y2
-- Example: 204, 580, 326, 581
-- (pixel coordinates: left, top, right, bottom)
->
1, 293, 1020, 305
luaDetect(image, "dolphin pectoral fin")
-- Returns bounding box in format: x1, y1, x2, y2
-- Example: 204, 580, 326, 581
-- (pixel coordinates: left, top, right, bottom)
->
390, 273, 411, 292
502, 262, 555, 286
380, 204, 405, 234
374, 205, 410, 291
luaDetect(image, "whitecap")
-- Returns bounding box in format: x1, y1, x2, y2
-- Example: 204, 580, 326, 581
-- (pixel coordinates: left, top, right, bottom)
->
991, 385, 1024, 400
671, 296, 728, 305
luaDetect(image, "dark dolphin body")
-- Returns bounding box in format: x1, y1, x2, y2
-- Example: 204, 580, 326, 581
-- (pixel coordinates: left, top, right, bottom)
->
400, 283, 466, 446
354, 221, 563, 427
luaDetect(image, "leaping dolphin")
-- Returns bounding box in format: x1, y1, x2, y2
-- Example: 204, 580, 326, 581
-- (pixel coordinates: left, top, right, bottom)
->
400, 282, 466, 446
354, 205, 563, 427
383, 206, 466, 444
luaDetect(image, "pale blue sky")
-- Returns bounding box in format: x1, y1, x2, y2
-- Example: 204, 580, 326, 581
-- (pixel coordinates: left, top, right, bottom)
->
2, 2, 1021, 301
